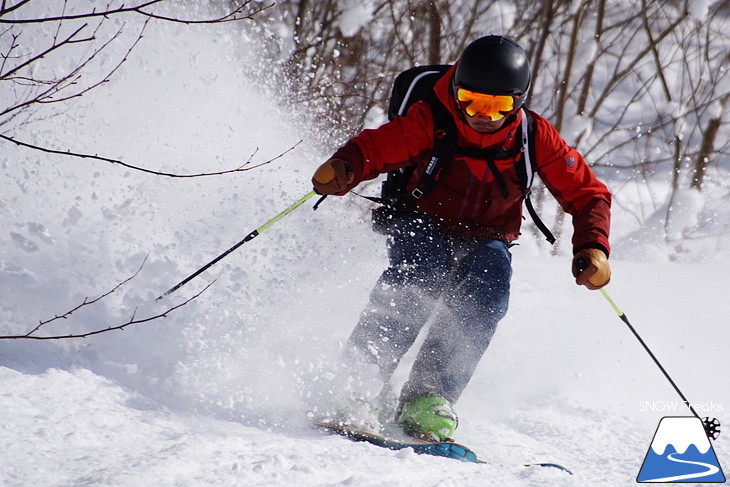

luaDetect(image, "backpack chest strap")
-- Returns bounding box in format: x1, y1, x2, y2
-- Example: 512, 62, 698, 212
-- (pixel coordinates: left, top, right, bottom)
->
455, 147, 512, 199
457, 146, 521, 160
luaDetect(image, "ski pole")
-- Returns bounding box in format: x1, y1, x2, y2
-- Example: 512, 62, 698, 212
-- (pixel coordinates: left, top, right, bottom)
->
597, 288, 700, 419
596, 287, 721, 439
157, 190, 322, 300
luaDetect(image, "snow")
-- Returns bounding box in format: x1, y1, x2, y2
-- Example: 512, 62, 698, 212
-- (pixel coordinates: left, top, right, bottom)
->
2, 10, 729, 487
687, 0, 714, 22
340, 0, 376, 37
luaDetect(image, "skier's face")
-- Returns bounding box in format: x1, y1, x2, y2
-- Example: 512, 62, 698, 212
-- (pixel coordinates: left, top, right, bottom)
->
465, 115, 509, 134
454, 86, 516, 133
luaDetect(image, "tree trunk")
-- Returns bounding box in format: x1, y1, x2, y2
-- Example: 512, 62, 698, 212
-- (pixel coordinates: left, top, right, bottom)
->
428, 1, 442, 64
691, 92, 730, 191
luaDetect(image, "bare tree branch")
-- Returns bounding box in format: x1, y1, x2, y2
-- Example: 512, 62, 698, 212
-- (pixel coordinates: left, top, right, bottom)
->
136, 1, 275, 25
0, 133, 302, 177
0, 255, 215, 340
0, 0, 32, 17
1, 20, 142, 118
24, 254, 151, 336
0, 1, 274, 25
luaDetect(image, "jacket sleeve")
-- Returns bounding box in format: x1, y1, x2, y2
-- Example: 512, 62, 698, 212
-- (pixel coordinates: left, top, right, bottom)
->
532, 114, 612, 255
329, 102, 434, 191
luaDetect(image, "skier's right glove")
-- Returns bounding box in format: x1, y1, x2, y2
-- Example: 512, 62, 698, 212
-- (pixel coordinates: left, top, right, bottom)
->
312, 158, 354, 195
572, 248, 611, 290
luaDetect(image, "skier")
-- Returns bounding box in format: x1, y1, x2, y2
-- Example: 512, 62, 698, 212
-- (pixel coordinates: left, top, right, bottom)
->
311, 35, 611, 441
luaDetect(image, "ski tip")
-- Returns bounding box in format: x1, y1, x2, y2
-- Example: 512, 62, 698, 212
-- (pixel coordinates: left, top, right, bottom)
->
525, 462, 573, 475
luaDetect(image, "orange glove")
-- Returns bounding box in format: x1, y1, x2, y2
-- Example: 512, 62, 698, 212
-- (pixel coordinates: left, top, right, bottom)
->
312, 159, 354, 195
572, 248, 611, 290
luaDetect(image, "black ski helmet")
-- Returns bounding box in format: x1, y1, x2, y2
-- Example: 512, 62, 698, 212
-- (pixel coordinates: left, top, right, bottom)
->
454, 35, 531, 110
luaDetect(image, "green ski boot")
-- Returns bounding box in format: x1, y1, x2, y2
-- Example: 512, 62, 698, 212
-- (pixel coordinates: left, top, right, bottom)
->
397, 395, 458, 441
331, 396, 382, 434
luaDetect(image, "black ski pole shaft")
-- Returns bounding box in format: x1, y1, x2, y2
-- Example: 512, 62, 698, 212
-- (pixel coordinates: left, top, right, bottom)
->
157, 190, 320, 300
598, 288, 701, 421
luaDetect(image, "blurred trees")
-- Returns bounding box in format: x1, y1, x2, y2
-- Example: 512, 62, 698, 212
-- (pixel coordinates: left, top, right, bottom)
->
3, 0, 728, 245
264, 0, 730, 244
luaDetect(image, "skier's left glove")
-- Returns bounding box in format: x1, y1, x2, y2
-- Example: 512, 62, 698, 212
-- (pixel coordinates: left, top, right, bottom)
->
572, 248, 611, 290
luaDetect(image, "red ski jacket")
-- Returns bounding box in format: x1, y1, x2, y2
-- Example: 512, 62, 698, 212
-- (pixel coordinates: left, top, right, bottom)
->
331, 65, 611, 254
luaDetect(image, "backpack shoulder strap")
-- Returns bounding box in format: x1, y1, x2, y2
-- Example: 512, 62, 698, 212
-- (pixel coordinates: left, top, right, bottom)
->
518, 109, 556, 244
380, 65, 452, 207
408, 95, 456, 200
515, 108, 536, 193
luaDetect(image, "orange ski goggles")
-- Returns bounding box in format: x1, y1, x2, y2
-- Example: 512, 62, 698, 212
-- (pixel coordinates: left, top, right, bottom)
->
455, 87, 517, 120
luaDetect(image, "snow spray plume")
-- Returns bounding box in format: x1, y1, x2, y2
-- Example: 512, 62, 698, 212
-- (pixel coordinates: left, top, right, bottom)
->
586, 277, 721, 440
157, 190, 326, 300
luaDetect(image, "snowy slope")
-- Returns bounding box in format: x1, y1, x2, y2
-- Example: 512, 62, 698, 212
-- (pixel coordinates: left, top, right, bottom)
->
2, 13, 728, 487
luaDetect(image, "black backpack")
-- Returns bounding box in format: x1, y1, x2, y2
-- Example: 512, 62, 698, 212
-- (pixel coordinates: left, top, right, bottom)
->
372, 64, 555, 244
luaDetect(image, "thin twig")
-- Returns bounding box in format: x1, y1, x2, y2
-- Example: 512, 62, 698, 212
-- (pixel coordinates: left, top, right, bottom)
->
0, 255, 215, 340
0, 134, 301, 177
0, 283, 215, 340
0, 1, 273, 25
24, 254, 150, 336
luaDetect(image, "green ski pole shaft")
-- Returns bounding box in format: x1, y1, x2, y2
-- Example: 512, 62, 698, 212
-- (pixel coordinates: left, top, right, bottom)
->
157, 190, 319, 300
598, 288, 701, 421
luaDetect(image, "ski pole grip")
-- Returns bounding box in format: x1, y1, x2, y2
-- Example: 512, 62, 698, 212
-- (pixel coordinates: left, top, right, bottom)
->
575, 256, 589, 273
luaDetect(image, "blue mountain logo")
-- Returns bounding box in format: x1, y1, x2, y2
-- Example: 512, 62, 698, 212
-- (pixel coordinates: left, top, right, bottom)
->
638, 416, 725, 483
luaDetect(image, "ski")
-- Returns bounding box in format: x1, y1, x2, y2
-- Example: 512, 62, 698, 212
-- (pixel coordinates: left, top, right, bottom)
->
316, 420, 572, 473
